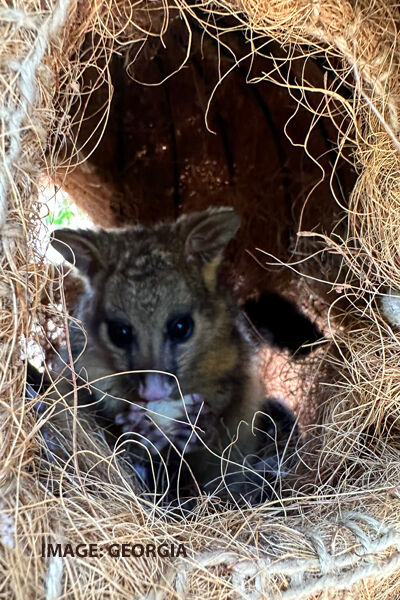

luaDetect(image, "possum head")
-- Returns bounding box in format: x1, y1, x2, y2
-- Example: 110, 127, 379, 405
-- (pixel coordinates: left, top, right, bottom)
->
51, 207, 244, 418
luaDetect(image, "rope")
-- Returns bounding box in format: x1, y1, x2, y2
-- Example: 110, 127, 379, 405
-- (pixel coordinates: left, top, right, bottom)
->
0, 0, 73, 228
142, 513, 400, 600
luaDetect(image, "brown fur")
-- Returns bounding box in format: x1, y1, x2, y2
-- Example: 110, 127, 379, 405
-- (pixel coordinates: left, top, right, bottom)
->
51, 207, 266, 487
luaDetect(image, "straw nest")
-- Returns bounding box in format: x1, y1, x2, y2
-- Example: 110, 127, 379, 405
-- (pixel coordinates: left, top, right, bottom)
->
1, 0, 400, 598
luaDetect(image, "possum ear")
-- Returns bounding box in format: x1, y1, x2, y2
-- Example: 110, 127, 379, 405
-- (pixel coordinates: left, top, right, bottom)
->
51, 229, 104, 278
184, 207, 240, 262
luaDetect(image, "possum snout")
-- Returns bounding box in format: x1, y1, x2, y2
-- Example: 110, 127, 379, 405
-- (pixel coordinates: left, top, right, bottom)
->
138, 373, 176, 401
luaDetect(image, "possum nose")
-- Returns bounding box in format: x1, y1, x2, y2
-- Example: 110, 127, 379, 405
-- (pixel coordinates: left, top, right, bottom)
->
138, 373, 174, 401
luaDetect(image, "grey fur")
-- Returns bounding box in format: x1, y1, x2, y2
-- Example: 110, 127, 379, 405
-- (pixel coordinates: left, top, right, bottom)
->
52, 207, 267, 489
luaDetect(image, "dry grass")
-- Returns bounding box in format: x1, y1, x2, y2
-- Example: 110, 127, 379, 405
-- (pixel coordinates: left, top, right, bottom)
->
1, 0, 400, 598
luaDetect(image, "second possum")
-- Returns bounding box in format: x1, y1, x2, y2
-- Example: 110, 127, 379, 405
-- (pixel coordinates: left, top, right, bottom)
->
52, 207, 294, 491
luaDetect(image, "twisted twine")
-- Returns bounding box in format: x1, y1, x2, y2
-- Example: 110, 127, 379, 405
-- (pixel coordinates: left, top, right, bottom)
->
0, 0, 73, 228
142, 513, 400, 600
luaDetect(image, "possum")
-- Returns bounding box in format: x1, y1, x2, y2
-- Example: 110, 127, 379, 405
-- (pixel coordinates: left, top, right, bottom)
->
50, 207, 298, 497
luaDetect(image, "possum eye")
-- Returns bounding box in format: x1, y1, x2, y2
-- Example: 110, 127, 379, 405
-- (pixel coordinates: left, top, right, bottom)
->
167, 314, 194, 342
106, 320, 133, 348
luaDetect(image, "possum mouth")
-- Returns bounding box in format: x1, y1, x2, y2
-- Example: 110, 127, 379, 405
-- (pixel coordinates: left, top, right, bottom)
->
113, 393, 212, 453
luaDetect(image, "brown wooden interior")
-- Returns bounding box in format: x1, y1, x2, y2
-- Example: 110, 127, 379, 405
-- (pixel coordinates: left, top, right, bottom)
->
52, 18, 357, 422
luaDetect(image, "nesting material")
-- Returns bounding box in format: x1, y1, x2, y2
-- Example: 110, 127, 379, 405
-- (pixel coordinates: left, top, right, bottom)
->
1, 1, 400, 599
